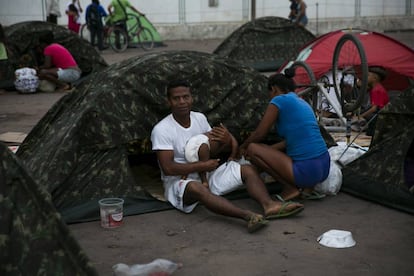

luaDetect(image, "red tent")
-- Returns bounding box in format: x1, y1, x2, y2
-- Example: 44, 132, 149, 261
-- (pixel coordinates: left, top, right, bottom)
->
279, 29, 414, 91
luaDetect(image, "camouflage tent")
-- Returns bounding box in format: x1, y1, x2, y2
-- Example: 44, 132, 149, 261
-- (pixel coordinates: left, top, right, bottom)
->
213, 16, 315, 72
15, 50, 273, 223
341, 89, 414, 214
1, 21, 107, 89
0, 143, 98, 275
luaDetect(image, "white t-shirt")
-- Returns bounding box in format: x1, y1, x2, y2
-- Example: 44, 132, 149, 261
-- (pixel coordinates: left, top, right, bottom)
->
151, 111, 211, 177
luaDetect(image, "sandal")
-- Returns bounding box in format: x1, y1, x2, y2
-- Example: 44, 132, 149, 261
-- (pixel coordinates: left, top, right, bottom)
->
265, 201, 304, 220
300, 190, 326, 200
273, 194, 285, 202
247, 214, 269, 233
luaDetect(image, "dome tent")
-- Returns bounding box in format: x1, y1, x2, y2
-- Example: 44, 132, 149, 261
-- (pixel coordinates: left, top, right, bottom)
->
213, 16, 315, 72
341, 89, 414, 214
280, 29, 414, 92
3, 21, 107, 82
0, 143, 98, 275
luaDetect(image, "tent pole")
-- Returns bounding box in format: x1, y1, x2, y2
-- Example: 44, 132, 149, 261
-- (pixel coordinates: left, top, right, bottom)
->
336, 112, 379, 167
251, 0, 256, 21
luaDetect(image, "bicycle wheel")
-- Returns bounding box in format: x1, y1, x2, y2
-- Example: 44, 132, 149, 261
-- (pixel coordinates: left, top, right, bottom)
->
107, 26, 128, 53
126, 13, 140, 38
289, 61, 318, 112
137, 27, 154, 50
332, 33, 368, 114
80, 24, 91, 43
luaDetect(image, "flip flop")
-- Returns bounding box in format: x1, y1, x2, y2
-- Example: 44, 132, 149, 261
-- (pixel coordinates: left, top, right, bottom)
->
300, 190, 326, 200
265, 201, 304, 220
247, 215, 269, 233
273, 194, 285, 202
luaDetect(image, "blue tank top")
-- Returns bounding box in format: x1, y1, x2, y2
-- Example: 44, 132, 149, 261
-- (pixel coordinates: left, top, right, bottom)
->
270, 92, 327, 160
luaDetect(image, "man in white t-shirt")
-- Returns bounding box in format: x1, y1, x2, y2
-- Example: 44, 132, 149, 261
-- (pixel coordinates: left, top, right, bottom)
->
151, 80, 304, 233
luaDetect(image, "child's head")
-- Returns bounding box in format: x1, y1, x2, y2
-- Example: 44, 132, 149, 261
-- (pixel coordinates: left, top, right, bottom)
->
368, 66, 387, 84
69, 3, 78, 13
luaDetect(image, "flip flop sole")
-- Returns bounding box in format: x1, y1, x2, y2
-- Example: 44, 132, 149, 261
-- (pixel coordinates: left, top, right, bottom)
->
301, 191, 326, 200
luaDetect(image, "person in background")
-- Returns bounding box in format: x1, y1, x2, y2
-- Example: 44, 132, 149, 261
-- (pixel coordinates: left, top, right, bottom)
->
151, 80, 304, 233
36, 32, 81, 91
46, 0, 62, 24
66, 0, 83, 33
85, 0, 108, 51
67, 4, 81, 33
353, 66, 389, 135
239, 68, 330, 201
295, 0, 308, 27
107, 0, 145, 23
66, 0, 83, 16
288, 0, 298, 23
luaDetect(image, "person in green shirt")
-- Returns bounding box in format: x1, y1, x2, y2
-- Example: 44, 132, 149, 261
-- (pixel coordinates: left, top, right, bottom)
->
107, 0, 144, 23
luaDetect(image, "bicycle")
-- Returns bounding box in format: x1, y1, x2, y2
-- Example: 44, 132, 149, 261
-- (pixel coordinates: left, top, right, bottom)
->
124, 13, 155, 50
80, 21, 128, 53
286, 33, 369, 142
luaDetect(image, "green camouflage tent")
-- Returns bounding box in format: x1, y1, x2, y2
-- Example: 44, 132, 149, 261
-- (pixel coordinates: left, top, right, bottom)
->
1, 21, 107, 88
341, 89, 414, 214
0, 142, 98, 275
213, 16, 315, 72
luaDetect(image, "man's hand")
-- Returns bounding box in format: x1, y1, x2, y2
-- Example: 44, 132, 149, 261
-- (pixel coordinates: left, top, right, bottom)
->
210, 123, 231, 144
202, 159, 220, 172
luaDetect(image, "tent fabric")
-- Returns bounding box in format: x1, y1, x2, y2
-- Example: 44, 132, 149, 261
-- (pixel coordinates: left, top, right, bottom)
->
3, 21, 108, 80
213, 16, 315, 72
0, 142, 98, 275
280, 29, 414, 91
341, 89, 414, 214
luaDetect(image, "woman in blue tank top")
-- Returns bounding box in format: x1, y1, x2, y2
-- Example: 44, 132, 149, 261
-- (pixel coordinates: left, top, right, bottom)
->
240, 68, 330, 201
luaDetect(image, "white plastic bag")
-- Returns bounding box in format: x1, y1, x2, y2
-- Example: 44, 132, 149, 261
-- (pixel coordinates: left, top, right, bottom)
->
314, 142, 367, 195
314, 160, 342, 195
329, 142, 367, 166
112, 258, 182, 276
14, 67, 39, 94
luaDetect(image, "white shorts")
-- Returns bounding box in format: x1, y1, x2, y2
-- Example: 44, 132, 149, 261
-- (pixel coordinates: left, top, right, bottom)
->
164, 160, 244, 213
57, 68, 81, 83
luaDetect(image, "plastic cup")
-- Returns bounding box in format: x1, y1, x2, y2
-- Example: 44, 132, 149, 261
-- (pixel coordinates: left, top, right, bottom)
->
98, 198, 124, 228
